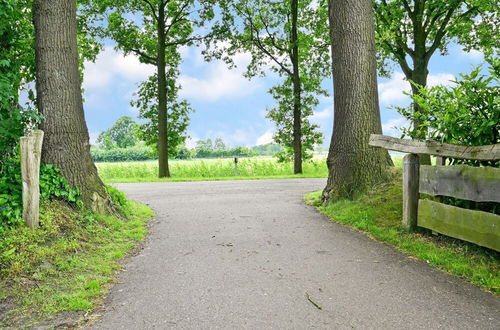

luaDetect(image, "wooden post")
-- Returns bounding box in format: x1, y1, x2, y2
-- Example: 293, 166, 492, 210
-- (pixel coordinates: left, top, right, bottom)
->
20, 130, 44, 229
403, 153, 420, 231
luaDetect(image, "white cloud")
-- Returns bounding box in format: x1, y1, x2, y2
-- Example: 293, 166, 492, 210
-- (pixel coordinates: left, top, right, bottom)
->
256, 131, 274, 145
378, 71, 455, 105
179, 51, 260, 101
83, 47, 154, 90
382, 117, 409, 137
428, 73, 455, 87
185, 135, 199, 149
311, 107, 332, 121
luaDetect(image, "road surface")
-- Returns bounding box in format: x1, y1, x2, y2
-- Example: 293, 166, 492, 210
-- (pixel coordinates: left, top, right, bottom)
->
89, 179, 499, 329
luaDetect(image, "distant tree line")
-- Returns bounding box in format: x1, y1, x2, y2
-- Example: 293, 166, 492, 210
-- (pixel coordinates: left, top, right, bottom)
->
91, 116, 284, 162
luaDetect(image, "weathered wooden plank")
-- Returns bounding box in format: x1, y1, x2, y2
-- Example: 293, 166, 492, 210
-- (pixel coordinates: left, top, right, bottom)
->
420, 165, 500, 203
403, 154, 420, 231
418, 199, 500, 252
20, 130, 44, 230
369, 134, 500, 161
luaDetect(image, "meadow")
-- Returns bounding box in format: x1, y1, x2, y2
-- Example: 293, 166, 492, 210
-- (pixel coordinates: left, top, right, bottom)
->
96, 155, 405, 183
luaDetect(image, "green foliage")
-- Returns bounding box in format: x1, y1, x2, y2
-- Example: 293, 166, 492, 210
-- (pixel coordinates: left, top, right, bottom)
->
194, 138, 255, 158
40, 164, 83, 206
131, 74, 193, 158
91, 144, 156, 162
397, 65, 499, 165
267, 78, 324, 162
374, 0, 499, 78
397, 65, 499, 214
96, 116, 140, 149
105, 185, 129, 210
0, 199, 153, 327
220, 0, 330, 161
0, 161, 82, 232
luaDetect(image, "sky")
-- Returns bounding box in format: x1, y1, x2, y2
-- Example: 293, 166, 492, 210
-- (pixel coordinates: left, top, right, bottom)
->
82, 39, 486, 149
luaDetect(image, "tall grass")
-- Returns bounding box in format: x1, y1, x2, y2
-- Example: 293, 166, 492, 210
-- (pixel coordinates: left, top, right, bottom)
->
96, 157, 329, 183
96, 155, 406, 183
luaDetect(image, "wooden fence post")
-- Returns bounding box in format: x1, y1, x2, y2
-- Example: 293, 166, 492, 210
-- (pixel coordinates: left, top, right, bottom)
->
20, 130, 44, 230
403, 153, 420, 231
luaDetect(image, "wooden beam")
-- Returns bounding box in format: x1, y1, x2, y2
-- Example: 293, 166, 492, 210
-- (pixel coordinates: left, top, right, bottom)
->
369, 135, 500, 161
20, 130, 44, 230
420, 165, 500, 203
403, 154, 420, 231
418, 199, 500, 252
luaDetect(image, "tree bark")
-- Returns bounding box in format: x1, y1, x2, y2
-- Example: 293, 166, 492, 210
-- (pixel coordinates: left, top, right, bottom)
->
291, 0, 302, 174
33, 0, 112, 212
157, 5, 170, 178
322, 0, 391, 202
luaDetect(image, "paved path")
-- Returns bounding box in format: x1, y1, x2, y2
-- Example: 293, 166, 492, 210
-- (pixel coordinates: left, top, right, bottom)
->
90, 179, 499, 329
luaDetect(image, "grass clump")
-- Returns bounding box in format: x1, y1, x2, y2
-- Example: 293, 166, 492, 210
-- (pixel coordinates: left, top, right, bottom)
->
0, 193, 154, 328
305, 169, 500, 294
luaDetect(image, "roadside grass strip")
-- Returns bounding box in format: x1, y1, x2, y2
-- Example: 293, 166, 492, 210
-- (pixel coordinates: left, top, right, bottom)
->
305, 169, 500, 294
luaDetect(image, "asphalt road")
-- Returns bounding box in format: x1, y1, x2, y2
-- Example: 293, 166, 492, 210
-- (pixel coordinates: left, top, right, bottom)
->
89, 179, 499, 330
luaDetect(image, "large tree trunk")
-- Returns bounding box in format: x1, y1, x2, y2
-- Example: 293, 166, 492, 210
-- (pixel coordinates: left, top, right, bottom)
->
157, 5, 170, 178
322, 0, 391, 202
33, 0, 112, 212
291, 0, 302, 175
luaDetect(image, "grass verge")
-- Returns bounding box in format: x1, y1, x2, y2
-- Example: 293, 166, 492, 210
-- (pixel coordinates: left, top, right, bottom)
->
305, 169, 499, 294
0, 197, 154, 328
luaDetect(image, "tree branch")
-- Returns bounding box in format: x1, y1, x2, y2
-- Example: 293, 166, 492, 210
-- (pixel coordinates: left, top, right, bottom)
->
138, 0, 159, 22
425, 3, 460, 61
130, 48, 157, 65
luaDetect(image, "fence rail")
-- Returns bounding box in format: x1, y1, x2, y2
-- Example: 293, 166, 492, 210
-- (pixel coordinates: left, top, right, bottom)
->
369, 134, 500, 252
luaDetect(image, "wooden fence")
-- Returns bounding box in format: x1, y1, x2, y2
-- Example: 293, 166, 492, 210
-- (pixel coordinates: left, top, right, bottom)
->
369, 134, 500, 252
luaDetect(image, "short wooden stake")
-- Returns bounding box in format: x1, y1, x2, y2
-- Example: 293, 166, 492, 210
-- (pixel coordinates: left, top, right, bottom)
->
20, 130, 44, 230
403, 153, 420, 231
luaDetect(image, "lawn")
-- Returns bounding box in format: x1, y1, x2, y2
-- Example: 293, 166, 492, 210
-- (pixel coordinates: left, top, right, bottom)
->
305, 169, 500, 294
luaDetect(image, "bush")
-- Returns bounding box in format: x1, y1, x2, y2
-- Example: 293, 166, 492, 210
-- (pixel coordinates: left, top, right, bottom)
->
397, 64, 499, 214
398, 64, 499, 167
91, 145, 156, 162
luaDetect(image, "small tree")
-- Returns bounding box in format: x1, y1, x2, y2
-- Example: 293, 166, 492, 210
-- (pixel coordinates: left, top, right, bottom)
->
221, 0, 330, 173
131, 74, 192, 158
91, 0, 231, 177
97, 116, 140, 149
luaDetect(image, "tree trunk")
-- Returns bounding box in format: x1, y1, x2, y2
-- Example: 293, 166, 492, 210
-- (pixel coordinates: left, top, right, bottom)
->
157, 5, 170, 178
409, 59, 431, 165
33, 0, 112, 212
291, 0, 302, 174
322, 0, 391, 202
406, 1, 431, 165
290, 0, 302, 174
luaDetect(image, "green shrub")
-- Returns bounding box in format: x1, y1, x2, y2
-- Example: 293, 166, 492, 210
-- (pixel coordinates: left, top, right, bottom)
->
91, 145, 156, 162
106, 185, 129, 210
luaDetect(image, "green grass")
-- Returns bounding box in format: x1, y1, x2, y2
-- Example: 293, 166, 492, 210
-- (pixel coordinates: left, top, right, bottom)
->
0, 199, 154, 328
96, 157, 329, 183
305, 169, 500, 294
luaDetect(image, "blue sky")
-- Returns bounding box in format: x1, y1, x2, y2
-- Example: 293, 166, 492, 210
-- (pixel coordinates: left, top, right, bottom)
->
82, 41, 485, 148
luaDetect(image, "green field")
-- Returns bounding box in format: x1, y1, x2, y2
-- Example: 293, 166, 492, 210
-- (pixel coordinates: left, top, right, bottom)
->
96, 155, 405, 183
